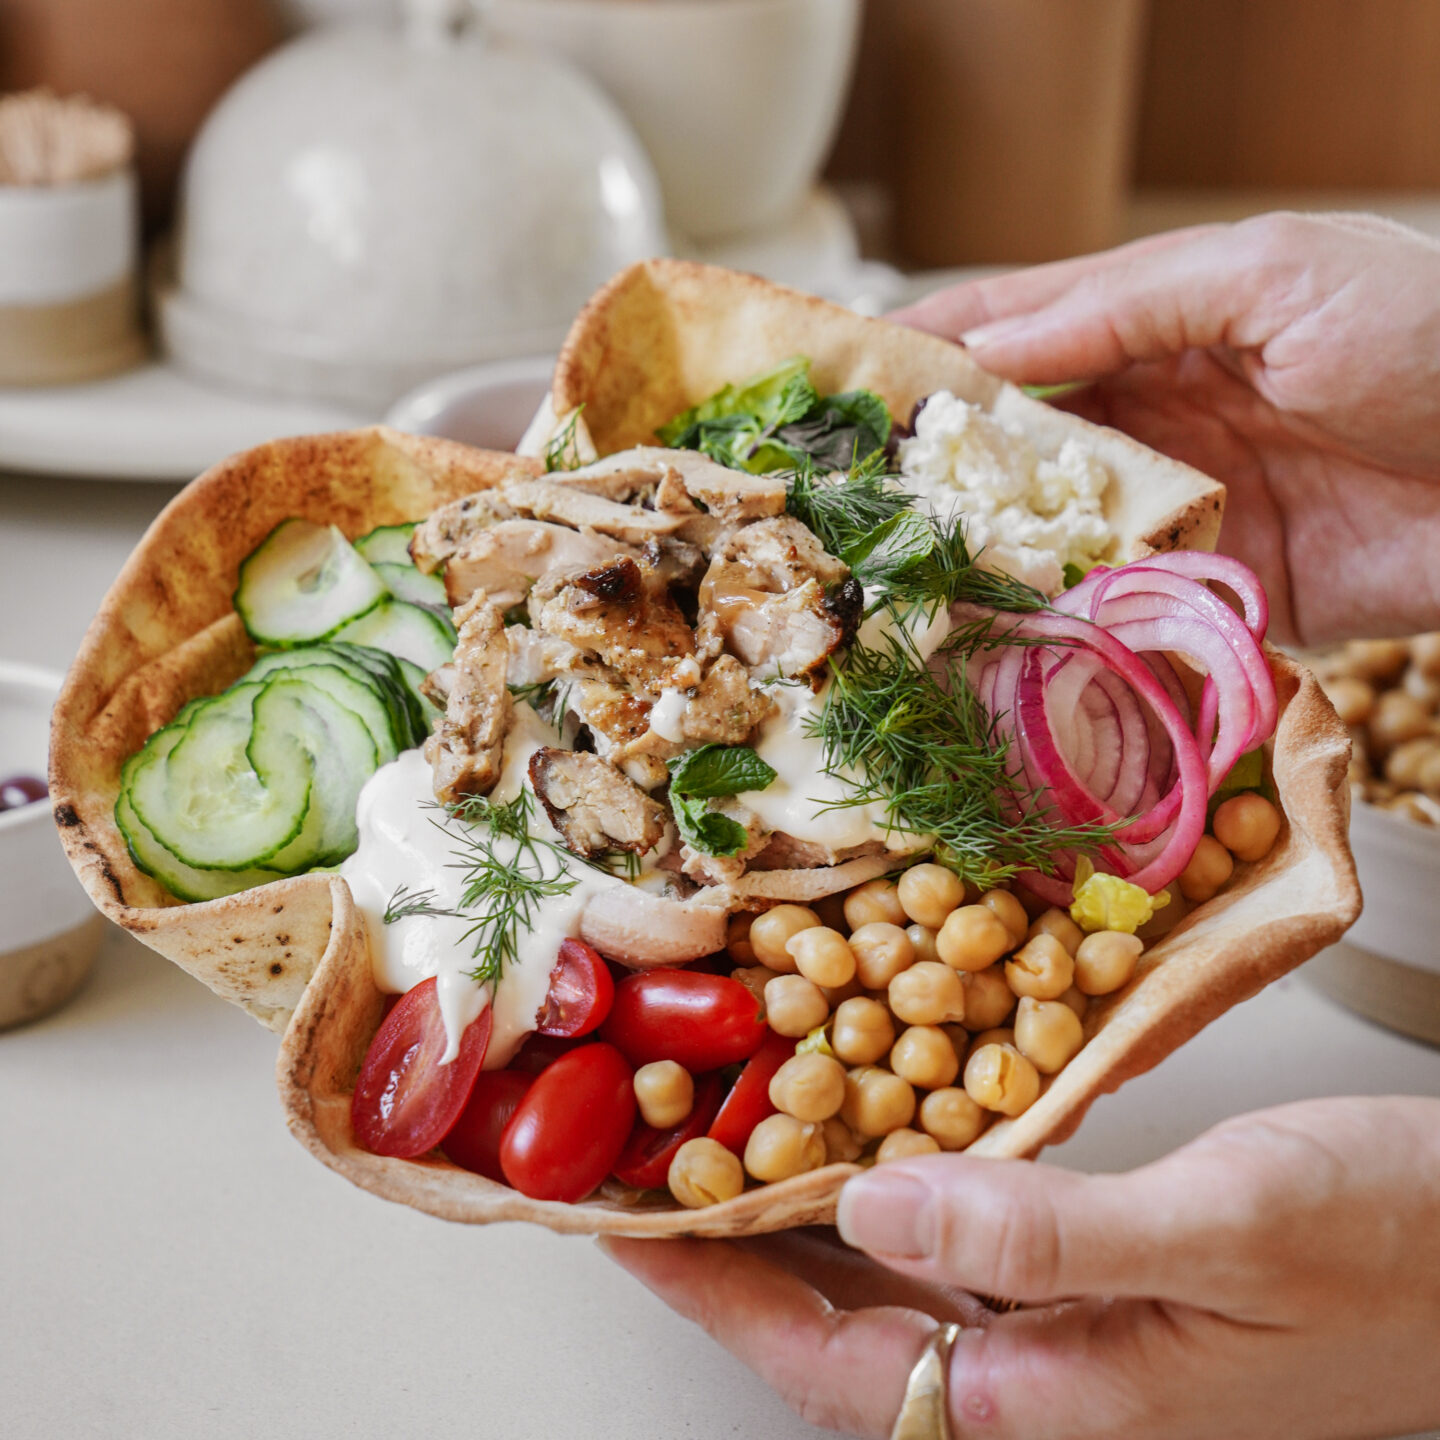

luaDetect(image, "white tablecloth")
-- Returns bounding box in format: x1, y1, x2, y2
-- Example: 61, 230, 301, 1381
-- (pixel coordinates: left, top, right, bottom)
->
4, 471, 1439, 1440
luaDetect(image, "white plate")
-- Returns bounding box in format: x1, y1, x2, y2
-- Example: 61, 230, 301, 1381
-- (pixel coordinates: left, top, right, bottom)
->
0, 360, 370, 482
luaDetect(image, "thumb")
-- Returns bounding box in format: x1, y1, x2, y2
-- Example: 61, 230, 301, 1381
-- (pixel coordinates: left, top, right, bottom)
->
954, 218, 1306, 386
835, 1151, 1235, 1307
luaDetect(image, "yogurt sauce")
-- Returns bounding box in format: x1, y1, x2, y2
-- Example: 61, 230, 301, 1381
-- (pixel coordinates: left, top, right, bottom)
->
341, 702, 623, 1068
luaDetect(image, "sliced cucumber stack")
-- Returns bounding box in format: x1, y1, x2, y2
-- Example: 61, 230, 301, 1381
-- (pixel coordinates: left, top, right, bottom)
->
354, 522, 417, 567
334, 599, 457, 673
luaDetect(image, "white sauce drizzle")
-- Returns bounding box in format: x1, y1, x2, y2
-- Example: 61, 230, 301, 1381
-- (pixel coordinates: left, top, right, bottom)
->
649, 686, 689, 742
341, 703, 624, 1068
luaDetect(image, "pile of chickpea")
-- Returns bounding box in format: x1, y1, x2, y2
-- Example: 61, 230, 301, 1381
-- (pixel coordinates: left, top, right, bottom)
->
1315, 635, 1440, 824
655, 866, 1151, 1210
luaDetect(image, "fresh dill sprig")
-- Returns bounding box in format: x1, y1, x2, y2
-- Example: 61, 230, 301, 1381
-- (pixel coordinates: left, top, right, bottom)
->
784, 453, 911, 559
507, 678, 555, 708
807, 624, 1117, 884
544, 405, 587, 473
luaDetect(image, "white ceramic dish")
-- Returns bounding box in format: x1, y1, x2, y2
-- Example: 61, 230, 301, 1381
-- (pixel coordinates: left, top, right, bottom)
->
0, 361, 369, 481
0, 662, 105, 1028
384, 354, 555, 447
488, 0, 861, 242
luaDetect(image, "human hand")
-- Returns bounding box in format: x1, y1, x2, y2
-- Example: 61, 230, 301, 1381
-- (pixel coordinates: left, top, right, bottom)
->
890, 214, 1440, 646
602, 1095, 1440, 1439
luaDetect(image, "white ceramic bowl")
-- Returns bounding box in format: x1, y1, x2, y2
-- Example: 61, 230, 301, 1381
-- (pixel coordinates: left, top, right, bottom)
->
160, 20, 666, 409
384, 354, 555, 448
488, 0, 862, 242
1, 663, 105, 1028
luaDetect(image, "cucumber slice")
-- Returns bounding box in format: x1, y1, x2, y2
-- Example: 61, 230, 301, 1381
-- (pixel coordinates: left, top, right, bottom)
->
354, 522, 418, 567
129, 684, 314, 871
115, 725, 286, 901
334, 599, 456, 673
244, 654, 400, 762
373, 562, 448, 611
327, 641, 427, 747
249, 678, 379, 866
235, 519, 387, 647
397, 656, 444, 732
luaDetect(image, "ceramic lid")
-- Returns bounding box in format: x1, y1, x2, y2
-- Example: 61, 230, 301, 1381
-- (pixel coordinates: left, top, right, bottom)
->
161, 1, 666, 408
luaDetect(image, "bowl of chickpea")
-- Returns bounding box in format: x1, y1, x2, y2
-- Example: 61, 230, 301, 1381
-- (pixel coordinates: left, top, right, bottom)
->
1312, 637, 1440, 1044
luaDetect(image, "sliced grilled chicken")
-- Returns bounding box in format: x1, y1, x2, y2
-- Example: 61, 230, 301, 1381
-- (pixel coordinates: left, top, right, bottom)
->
425, 591, 512, 804
409, 489, 518, 574
501, 478, 688, 545
445, 520, 640, 611
550, 446, 786, 523
528, 747, 667, 859
677, 655, 775, 745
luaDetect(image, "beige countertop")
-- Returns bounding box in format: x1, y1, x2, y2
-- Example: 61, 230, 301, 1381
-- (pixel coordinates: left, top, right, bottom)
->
3, 471, 1439, 1440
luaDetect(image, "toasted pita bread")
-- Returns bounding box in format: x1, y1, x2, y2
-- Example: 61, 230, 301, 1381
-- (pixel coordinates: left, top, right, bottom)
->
546, 259, 1225, 559
50, 272, 1356, 1238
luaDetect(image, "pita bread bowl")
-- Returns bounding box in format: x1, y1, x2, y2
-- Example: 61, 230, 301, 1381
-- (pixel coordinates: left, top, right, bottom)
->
50, 262, 1358, 1238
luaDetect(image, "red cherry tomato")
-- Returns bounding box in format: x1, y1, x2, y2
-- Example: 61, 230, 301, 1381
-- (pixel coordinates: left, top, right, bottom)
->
535, 937, 615, 1038
509, 1032, 582, 1076
351, 978, 492, 1159
600, 970, 767, 1072
708, 1028, 797, 1157
500, 1042, 636, 1202
441, 1070, 534, 1182
612, 1072, 725, 1191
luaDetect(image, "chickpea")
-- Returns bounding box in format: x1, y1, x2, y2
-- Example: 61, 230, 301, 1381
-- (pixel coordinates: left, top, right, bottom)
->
1369, 689, 1433, 755
963, 1043, 1041, 1117
668, 1137, 745, 1209
890, 1025, 961, 1089
1212, 792, 1283, 863
1177, 834, 1235, 903
981, 889, 1029, 947
750, 904, 820, 972
1386, 737, 1440, 790
1004, 933, 1074, 1000
786, 926, 857, 988
1027, 907, 1084, 957
897, 863, 965, 928
906, 923, 941, 964
843, 878, 907, 931
744, 1113, 827, 1182
876, 1128, 941, 1163
936, 905, 1013, 972
1319, 674, 1375, 727
1411, 633, 1440, 678
1073, 930, 1143, 995
889, 960, 966, 1025
1059, 985, 1089, 1020
1343, 637, 1409, 684
769, 1052, 847, 1123
849, 922, 915, 989
841, 1066, 917, 1137
1013, 996, 1085, 1074
831, 996, 896, 1066
726, 911, 758, 966
964, 1026, 1014, 1064
763, 974, 831, 1038
1402, 665, 1440, 712
960, 965, 1016, 1031
731, 965, 777, 1006
918, 1087, 987, 1150
633, 1061, 693, 1129
822, 1116, 863, 1164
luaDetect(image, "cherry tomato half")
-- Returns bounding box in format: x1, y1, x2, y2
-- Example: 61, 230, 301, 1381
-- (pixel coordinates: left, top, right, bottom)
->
351, 978, 492, 1159
708, 1027, 796, 1157
612, 1072, 724, 1191
441, 1070, 534, 1183
500, 1042, 636, 1202
535, 937, 615, 1038
600, 970, 767, 1072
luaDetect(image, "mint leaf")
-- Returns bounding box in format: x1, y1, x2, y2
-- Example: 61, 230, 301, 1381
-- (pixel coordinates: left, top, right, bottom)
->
844, 510, 935, 587
670, 744, 777, 798
671, 793, 751, 857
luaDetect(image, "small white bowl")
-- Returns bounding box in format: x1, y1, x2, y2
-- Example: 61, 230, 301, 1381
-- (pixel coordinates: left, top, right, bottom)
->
384, 354, 555, 448
488, 0, 861, 242
1305, 798, 1440, 1046
1, 662, 105, 1028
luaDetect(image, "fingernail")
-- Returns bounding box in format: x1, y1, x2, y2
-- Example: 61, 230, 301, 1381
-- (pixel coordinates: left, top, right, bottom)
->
836, 1171, 933, 1258
960, 315, 1029, 349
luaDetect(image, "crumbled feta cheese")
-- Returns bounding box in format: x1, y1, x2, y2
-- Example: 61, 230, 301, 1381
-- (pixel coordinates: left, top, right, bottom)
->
897, 392, 1113, 595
